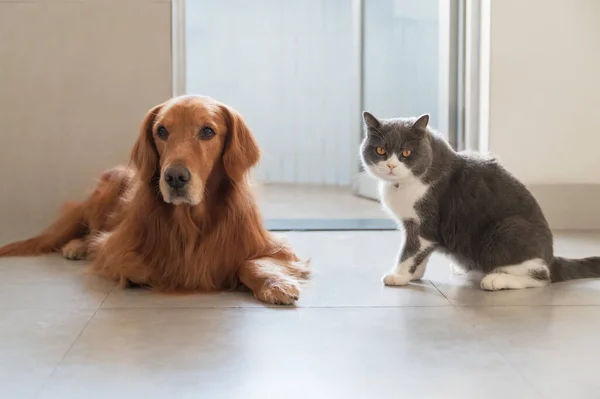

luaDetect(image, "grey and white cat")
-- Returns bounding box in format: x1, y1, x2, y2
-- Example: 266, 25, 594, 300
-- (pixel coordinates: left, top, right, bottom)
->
360, 112, 600, 290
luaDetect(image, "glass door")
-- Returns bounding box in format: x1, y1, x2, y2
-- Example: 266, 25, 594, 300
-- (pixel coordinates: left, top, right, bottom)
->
179, 0, 461, 229
354, 0, 460, 200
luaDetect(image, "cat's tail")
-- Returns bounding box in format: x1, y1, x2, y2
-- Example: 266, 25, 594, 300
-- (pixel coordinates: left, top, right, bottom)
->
550, 256, 600, 282
0, 201, 85, 257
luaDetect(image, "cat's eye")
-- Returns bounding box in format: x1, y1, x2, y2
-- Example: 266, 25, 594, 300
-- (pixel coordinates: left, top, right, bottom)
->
401, 149, 412, 158
375, 147, 386, 156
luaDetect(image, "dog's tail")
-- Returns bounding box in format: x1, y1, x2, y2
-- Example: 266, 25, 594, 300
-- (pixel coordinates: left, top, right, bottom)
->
550, 256, 600, 282
0, 202, 85, 257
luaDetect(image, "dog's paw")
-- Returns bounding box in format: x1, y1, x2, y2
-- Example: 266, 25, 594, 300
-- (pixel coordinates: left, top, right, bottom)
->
256, 278, 300, 305
382, 272, 411, 286
61, 240, 87, 261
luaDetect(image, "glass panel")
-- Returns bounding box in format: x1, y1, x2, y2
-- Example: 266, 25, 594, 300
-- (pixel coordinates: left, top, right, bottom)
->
355, 0, 452, 200
362, 0, 447, 136
186, 0, 356, 186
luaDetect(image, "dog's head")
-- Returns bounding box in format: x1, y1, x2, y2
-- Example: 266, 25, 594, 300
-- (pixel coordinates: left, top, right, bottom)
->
131, 96, 260, 206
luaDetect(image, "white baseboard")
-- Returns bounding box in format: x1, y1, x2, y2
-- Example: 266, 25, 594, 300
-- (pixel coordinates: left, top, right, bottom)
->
529, 184, 600, 230
352, 179, 600, 230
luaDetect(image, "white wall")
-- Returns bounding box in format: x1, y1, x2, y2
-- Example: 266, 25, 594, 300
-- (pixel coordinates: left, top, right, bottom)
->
0, 0, 172, 233
488, 0, 600, 185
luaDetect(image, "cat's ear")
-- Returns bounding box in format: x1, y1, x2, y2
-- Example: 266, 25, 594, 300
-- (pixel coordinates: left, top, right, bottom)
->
413, 114, 430, 133
363, 111, 381, 129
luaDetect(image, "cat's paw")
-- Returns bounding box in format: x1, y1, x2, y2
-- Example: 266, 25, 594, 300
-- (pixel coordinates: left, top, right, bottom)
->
480, 272, 547, 291
480, 273, 520, 290
382, 272, 411, 286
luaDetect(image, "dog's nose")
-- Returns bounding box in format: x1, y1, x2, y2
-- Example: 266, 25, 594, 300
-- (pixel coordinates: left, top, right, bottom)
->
164, 165, 191, 189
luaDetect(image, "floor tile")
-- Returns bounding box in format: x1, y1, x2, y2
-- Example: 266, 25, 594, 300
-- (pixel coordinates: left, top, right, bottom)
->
38, 307, 538, 399
101, 288, 265, 309
287, 232, 452, 307
102, 231, 451, 308
0, 255, 114, 309
258, 184, 385, 219
460, 306, 600, 399
0, 309, 94, 399
1, 229, 599, 398
428, 231, 600, 306
431, 271, 600, 307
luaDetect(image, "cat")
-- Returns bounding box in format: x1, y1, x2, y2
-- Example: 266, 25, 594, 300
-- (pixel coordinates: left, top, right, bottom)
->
360, 111, 600, 290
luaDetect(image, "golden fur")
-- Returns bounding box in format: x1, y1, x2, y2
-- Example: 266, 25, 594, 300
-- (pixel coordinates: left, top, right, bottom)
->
0, 96, 309, 305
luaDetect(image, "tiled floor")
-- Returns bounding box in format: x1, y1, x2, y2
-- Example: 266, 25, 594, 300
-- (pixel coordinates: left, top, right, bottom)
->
257, 184, 386, 219
2, 230, 600, 398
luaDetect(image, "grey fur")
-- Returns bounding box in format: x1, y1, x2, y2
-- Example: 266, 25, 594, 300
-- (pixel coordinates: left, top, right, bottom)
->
399, 219, 420, 262
551, 257, 600, 282
529, 268, 550, 281
410, 246, 435, 274
361, 112, 600, 286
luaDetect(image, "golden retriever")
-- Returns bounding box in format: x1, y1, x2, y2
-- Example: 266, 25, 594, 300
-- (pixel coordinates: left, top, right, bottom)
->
0, 95, 309, 305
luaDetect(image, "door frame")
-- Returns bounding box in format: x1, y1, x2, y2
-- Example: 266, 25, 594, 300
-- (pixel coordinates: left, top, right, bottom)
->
170, 0, 490, 198
172, 0, 186, 97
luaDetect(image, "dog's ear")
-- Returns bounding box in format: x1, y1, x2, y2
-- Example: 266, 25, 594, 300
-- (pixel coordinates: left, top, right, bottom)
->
220, 105, 260, 182
131, 103, 163, 182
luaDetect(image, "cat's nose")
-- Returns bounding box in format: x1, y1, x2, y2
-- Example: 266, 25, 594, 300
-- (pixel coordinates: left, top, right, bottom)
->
387, 163, 397, 170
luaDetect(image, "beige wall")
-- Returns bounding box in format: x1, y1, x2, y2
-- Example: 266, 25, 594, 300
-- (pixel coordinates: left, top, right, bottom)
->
488, 0, 600, 185
0, 0, 172, 232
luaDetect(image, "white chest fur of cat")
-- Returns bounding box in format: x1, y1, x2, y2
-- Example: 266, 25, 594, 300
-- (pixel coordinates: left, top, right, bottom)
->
378, 177, 430, 223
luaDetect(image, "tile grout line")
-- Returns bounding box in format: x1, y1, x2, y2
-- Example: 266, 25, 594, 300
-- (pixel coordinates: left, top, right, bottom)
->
96, 304, 456, 310
453, 306, 545, 399
33, 283, 117, 398
97, 282, 117, 309
3, 303, 600, 311
0, 303, 600, 311
429, 280, 457, 308
424, 279, 503, 370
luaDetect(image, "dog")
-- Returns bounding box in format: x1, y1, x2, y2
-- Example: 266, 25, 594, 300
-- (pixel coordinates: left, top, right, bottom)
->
0, 95, 309, 305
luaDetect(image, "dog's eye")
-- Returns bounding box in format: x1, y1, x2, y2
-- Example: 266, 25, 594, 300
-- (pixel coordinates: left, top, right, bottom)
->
156, 126, 169, 140
199, 127, 215, 140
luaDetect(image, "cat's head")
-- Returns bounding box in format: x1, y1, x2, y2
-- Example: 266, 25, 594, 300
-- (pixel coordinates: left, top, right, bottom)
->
360, 112, 432, 182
